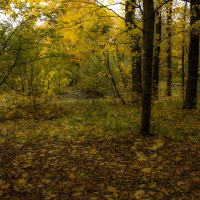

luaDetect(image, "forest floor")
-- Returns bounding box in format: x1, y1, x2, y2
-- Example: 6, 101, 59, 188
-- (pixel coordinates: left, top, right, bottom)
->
0, 96, 200, 200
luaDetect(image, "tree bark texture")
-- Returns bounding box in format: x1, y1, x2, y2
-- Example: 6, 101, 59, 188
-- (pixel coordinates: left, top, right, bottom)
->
181, 1, 188, 100
140, 0, 155, 135
166, 1, 172, 96
183, 0, 200, 109
153, 11, 162, 100
125, 0, 142, 98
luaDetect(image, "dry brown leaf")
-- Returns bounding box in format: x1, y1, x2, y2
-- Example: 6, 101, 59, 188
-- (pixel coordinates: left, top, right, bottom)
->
69, 172, 76, 180
141, 168, 152, 173
134, 190, 145, 199
107, 186, 117, 193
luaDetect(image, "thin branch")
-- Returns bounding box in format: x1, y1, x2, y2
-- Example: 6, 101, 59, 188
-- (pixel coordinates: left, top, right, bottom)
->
154, 0, 173, 13
0, 15, 39, 55
95, 0, 143, 32
20, 55, 64, 65
0, 38, 21, 86
0, 0, 9, 10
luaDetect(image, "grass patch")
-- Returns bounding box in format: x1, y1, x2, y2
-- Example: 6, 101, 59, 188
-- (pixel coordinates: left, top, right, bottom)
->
0, 94, 199, 140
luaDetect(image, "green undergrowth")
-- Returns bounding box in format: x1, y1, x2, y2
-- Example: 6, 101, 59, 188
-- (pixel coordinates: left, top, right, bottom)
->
0, 94, 199, 141
152, 97, 200, 140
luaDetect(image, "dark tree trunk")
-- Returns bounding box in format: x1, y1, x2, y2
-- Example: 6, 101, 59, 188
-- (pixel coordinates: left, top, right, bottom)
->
153, 11, 162, 100
140, 0, 155, 135
125, 0, 142, 98
181, 43, 185, 100
183, 0, 200, 109
181, 2, 188, 100
132, 38, 142, 95
166, 1, 172, 96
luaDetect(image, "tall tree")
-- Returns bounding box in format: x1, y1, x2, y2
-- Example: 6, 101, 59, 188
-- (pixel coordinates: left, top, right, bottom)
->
140, 0, 155, 135
166, 0, 173, 96
125, 0, 142, 100
183, 0, 200, 109
181, 1, 188, 100
153, 10, 162, 99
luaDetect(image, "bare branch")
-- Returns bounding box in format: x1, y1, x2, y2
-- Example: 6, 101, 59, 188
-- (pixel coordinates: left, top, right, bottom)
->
0, 38, 21, 86
95, 0, 143, 32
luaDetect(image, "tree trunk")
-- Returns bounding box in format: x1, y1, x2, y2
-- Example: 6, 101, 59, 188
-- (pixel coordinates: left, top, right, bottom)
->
105, 52, 126, 104
181, 43, 185, 100
153, 11, 161, 100
181, 2, 188, 100
132, 39, 142, 95
140, 0, 155, 135
166, 1, 172, 96
183, 0, 200, 109
125, 0, 142, 99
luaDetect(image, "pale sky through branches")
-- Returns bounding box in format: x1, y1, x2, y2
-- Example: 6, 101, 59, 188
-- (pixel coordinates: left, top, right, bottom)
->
102, 0, 184, 15
102, 0, 122, 14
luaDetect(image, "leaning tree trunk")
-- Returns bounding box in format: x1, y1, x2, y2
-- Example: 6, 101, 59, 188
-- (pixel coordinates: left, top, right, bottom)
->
153, 11, 162, 100
105, 52, 126, 105
166, 1, 172, 96
140, 0, 155, 135
183, 0, 200, 109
